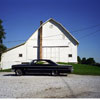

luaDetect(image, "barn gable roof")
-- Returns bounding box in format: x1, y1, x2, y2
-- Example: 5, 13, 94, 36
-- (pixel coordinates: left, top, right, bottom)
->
3, 42, 25, 53
26, 18, 79, 45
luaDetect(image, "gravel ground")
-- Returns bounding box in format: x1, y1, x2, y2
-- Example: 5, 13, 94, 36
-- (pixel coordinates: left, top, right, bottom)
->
0, 72, 100, 98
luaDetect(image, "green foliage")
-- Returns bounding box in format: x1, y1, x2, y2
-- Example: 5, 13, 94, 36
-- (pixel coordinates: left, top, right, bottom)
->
94, 63, 100, 67
0, 19, 6, 43
81, 57, 96, 65
77, 56, 81, 64
85, 58, 95, 65
81, 57, 87, 64
0, 19, 7, 61
0, 44, 7, 60
0, 69, 11, 72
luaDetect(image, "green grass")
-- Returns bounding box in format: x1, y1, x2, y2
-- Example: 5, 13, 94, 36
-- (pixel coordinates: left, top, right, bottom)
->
0, 69, 11, 72
58, 62, 100, 75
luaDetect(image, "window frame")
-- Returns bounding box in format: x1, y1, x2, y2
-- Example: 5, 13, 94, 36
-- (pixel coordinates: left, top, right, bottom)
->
68, 54, 72, 57
19, 54, 23, 57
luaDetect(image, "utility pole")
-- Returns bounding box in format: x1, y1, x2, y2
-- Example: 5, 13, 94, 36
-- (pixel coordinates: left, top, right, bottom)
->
37, 21, 43, 59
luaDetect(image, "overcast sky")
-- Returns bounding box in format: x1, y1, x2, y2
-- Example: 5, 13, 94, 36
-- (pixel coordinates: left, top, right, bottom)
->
0, 0, 100, 62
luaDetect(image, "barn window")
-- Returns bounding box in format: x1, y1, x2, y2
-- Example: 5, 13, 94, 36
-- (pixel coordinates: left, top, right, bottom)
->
49, 24, 53, 29
19, 54, 22, 57
68, 54, 72, 57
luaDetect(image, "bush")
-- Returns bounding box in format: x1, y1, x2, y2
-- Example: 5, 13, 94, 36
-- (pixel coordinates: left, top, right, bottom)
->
81, 57, 86, 64
77, 56, 81, 64
85, 58, 95, 65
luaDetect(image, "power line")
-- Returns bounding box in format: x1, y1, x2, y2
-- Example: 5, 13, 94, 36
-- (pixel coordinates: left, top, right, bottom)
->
71, 24, 100, 33
3, 24, 100, 43
4, 40, 26, 43
78, 29, 100, 40
43, 24, 100, 39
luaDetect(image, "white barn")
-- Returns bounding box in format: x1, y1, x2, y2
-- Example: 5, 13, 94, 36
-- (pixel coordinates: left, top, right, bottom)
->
1, 18, 79, 69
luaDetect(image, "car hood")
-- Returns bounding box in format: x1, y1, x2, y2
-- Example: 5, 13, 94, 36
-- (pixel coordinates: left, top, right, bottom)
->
12, 64, 29, 67
58, 64, 72, 67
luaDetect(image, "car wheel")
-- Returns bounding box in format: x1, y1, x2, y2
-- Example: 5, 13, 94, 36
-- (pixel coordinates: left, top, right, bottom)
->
50, 72, 52, 76
15, 69, 23, 76
57, 72, 60, 76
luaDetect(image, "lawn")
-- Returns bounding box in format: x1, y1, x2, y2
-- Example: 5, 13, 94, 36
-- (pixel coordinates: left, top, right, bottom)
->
0, 69, 11, 72
58, 62, 100, 75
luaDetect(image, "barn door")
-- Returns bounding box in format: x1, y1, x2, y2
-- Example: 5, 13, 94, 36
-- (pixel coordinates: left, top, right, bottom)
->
43, 48, 60, 62
43, 47, 68, 62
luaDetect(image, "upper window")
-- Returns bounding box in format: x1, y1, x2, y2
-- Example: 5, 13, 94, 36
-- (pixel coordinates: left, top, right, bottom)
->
19, 54, 22, 57
49, 24, 53, 29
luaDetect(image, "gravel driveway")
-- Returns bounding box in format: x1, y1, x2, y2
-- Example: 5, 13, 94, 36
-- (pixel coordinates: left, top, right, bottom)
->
0, 72, 100, 98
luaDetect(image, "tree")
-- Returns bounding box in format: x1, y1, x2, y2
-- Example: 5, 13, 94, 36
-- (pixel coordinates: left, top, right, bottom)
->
0, 19, 6, 43
81, 57, 86, 64
77, 56, 81, 64
0, 44, 6, 61
0, 19, 6, 61
86, 58, 95, 65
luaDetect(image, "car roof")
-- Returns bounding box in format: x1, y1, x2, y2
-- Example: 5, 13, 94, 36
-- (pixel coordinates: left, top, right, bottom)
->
33, 59, 51, 61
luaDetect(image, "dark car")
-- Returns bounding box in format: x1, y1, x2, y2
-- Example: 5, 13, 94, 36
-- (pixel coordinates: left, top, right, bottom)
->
12, 59, 73, 76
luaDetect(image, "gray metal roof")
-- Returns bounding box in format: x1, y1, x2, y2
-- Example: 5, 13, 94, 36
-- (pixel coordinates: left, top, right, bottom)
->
4, 42, 25, 53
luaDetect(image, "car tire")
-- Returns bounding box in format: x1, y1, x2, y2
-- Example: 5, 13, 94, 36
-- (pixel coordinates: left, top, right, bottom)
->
15, 69, 23, 76
50, 72, 52, 76
57, 72, 60, 76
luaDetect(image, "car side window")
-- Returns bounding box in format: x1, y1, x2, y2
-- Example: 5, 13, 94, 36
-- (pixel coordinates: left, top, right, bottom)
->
37, 61, 49, 64
32, 61, 50, 65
